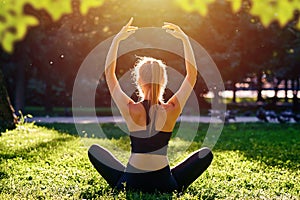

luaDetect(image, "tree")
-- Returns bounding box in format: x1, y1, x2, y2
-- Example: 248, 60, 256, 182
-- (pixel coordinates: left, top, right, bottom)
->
1, 0, 300, 133
1, 0, 300, 54
189, 1, 300, 104
198, 1, 275, 103
175, 0, 300, 29
270, 24, 300, 108
0, 69, 17, 133
0, 0, 104, 132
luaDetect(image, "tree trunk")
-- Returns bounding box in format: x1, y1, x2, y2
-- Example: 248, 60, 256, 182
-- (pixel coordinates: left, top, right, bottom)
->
232, 81, 237, 103
293, 78, 299, 110
0, 68, 17, 133
284, 79, 288, 103
273, 78, 282, 104
256, 71, 264, 102
44, 83, 53, 113
14, 63, 25, 112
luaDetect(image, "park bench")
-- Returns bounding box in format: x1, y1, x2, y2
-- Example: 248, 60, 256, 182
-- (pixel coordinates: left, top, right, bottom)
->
209, 109, 237, 123
256, 108, 277, 122
256, 108, 300, 123
278, 110, 300, 123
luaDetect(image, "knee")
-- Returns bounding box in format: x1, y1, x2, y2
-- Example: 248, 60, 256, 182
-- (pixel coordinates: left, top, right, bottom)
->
88, 144, 104, 160
88, 144, 97, 160
198, 147, 213, 161
88, 144, 98, 155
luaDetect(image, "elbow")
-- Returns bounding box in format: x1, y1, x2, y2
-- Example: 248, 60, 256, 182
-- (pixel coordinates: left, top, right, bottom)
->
104, 68, 110, 76
186, 74, 197, 87
187, 68, 197, 83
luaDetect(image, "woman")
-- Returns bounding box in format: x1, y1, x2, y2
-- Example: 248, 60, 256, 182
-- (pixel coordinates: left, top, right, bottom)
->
88, 18, 213, 193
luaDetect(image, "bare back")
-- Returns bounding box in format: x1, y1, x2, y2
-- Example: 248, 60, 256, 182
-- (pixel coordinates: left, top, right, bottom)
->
126, 98, 181, 132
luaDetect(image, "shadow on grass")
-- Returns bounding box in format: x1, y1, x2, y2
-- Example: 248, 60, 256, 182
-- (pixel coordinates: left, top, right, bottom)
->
0, 136, 75, 163
36, 123, 79, 136
37, 122, 300, 170
37, 123, 127, 139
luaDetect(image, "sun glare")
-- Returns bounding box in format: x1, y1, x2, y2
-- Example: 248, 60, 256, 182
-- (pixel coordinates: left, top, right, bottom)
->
109, 0, 183, 26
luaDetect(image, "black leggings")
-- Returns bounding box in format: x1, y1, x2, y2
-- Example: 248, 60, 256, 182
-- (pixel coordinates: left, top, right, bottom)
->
88, 144, 213, 193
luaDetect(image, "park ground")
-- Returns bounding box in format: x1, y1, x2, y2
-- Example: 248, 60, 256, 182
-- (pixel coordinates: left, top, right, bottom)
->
0, 122, 299, 199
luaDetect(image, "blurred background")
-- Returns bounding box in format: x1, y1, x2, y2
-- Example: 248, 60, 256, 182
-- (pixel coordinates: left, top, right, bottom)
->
0, 0, 299, 128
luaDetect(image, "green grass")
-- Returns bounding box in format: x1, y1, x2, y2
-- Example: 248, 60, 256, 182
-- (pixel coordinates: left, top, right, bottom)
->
0, 122, 299, 199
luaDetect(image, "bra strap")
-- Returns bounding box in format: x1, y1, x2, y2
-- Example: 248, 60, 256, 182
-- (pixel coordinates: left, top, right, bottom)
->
141, 100, 151, 125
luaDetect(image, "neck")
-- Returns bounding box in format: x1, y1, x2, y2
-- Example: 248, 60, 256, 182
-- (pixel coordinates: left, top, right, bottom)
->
141, 84, 161, 104
143, 90, 151, 100
143, 91, 158, 104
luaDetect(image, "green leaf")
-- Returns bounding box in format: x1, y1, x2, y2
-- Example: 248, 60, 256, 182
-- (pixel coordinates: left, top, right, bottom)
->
12, 15, 37, 40
229, 0, 242, 12
2, 32, 15, 53
24, 15, 39, 26
250, 0, 298, 27
175, 0, 216, 16
80, 0, 105, 15
175, 0, 194, 12
196, 0, 209, 16
48, 1, 72, 20
0, 0, 74, 53
297, 20, 300, 30
29, 0, 72, 20
276, 0, 294, 27
250, 1, 274, 27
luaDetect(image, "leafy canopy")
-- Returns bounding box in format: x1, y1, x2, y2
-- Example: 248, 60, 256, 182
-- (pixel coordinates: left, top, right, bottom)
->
0, 0, 299, 53
176, 0, 300, 28
0, 0, 104, 53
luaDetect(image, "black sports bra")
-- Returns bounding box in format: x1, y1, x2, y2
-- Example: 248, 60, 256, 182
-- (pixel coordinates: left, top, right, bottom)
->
129, 100, 172, 155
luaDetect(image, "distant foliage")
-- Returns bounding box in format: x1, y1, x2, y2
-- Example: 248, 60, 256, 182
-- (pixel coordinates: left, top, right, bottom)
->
175, 0, 300, 28
0, 0, 299, 53
249, 0, 300, 27
0, 0, 104, 53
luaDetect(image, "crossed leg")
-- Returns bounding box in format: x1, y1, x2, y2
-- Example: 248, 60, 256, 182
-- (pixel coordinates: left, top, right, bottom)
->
88, 145, 213, 191
171, 147, 213, 191
88, 144, 125, 187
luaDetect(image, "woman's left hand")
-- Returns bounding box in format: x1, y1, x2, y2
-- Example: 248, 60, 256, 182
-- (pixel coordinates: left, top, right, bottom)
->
114, 17, 138, 42
162, 22, 187, 40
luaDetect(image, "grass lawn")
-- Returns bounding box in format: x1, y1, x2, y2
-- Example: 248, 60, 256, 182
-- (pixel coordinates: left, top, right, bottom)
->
0, 122, 299, 199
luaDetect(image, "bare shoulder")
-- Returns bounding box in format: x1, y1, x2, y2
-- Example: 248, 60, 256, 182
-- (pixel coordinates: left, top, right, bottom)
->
160, 98, 180, 113
128, 101, 144, 113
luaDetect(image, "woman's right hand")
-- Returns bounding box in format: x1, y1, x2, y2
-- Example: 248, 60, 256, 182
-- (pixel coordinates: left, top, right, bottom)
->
114, 17, 138, 42
162, 22, 188, 40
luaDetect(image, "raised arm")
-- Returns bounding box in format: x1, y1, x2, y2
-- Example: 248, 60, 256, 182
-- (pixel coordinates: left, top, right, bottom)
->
105, 18, 138, 114
162, 22, 197, 111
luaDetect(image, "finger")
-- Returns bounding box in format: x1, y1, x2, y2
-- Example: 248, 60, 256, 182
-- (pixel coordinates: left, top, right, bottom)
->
128, 26, 138, 30
164, 22, 181, 31
163, 23, 177, 28
127, 30, 136, 35
126, 17, 134, 26
162, 25, 174, 30
127, 29, 137, 32
127, 27, 138, 32
164, 22, 176, 26
162, 24, 174, 28
121, 25, 137, 32
165, 29, 175, 34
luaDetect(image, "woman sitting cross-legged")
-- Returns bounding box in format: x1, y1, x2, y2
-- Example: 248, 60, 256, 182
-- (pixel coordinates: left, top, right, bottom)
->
88, 18, 213, 193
